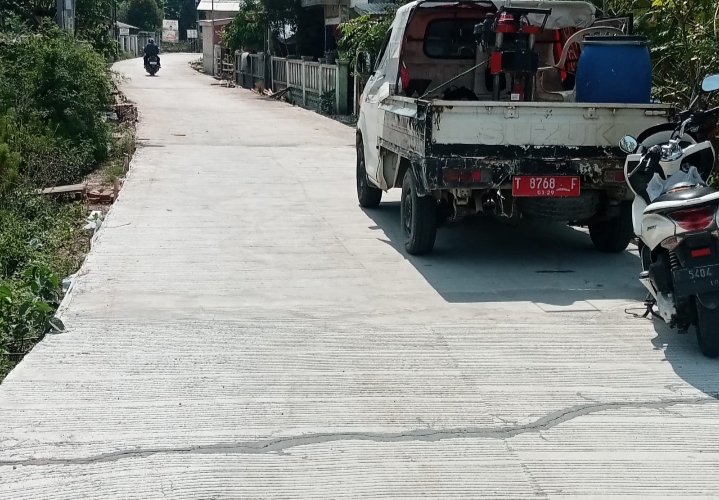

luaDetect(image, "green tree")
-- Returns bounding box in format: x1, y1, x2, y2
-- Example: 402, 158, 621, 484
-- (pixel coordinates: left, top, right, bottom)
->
75, 0, 119, 59
0, 26, 113, 184
221, 0, 266, 54
221, 0, 324, 57
0, 0, 54, 29
127, 0, 162, 31
607, 0, 719, 107
338, 14, 393, 71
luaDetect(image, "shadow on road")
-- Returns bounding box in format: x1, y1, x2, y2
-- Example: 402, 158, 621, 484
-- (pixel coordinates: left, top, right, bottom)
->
364, 201, 644, 306
366, 201, 719, 396
652, 322, 719, 399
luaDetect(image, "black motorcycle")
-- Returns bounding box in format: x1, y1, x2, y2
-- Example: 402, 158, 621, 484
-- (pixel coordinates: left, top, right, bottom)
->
145, 55, 160, 76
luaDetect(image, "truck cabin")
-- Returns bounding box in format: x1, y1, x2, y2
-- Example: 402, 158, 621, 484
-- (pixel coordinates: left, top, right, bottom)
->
392, 0, 628, 103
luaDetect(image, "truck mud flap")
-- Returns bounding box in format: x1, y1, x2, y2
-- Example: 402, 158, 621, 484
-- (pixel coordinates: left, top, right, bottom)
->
697, 292, 719, 310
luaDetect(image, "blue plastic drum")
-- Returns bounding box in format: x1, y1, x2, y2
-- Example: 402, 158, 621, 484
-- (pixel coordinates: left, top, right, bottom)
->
575, 36, 652, 104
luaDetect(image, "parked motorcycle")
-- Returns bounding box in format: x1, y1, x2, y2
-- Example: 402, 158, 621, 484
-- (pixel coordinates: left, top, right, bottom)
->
619, 73, 719, 357
145, 55, 160, 76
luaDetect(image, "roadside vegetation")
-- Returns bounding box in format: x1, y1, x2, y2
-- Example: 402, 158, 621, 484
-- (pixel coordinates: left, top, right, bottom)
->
337, 14, 392, 73
607, 0, 719, 108
220, 0, 324, 56
0, 8, 131, 379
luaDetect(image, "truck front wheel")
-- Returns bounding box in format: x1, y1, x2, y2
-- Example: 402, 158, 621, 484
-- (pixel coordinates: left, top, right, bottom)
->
356, 140, 382, 208
401, 170, 437, 255
589, 201, 633, 253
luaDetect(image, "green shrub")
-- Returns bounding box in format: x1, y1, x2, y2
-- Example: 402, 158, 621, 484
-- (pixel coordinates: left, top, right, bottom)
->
0, 140, 20, 195
0, 191, 85, 280
1, 266, 65, 378
337, 14, 393, 73
320, 89, 336, 115
607, 0, 719, 107
221, 0, 266, 54
0, 14, 115, 380
0, 26, 113, 186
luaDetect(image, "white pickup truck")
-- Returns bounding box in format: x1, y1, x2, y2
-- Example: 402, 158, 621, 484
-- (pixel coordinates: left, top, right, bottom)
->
356, 0, 672, 255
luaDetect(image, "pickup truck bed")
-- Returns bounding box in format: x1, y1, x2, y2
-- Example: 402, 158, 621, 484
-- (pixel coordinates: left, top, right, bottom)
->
378, 98, 672, 192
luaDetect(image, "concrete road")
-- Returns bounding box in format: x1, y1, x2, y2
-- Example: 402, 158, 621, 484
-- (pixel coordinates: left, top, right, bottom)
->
1, 54, 718, 498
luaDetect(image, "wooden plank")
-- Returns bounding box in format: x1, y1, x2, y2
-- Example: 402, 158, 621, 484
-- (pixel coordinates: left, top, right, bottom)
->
38, 184, 87, 196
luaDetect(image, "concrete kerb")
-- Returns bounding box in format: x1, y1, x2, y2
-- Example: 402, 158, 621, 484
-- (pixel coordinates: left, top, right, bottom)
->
54, 135, 140, 326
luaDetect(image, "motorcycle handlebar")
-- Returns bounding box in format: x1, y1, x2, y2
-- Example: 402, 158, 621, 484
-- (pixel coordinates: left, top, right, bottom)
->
677, 105, 719, 129
629, 145, 661, 178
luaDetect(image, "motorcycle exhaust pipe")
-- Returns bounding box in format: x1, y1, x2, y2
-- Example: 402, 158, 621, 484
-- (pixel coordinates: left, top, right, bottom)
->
639, 271, 658, 300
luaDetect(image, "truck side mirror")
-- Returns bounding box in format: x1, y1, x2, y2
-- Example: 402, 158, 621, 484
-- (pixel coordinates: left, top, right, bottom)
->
619, 135, 638, 154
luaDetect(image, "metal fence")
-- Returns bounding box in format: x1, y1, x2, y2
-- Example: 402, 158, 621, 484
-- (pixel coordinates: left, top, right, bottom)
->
117, 32, 158, 58
232, 53, 350, 115
271, 57, 349, 115
235, 52, 266, 89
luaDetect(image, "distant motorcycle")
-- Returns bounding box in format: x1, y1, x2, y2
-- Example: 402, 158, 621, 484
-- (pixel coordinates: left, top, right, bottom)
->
619, 74, 719, 357
145, 55, 160, 76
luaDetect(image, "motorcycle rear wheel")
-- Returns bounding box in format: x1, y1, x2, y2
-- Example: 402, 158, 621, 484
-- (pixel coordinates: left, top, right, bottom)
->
695, 300, 719, 358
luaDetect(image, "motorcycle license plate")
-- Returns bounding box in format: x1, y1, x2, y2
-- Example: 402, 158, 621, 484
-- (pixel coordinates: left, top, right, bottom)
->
150, 62, 158, 65
512, 176, 580, 197
673, 263, 719, 298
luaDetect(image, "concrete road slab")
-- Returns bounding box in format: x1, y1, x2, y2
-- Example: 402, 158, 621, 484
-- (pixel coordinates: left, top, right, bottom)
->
1, 54, 718, 498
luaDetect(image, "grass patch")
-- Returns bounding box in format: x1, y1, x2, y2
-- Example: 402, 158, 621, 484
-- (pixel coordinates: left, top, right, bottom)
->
0, 192, 89, 379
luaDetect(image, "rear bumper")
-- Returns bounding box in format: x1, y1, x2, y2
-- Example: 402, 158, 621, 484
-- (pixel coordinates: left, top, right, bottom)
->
424, 147, 627, 192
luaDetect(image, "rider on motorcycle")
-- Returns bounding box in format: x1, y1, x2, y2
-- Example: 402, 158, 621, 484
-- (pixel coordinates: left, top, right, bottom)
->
143, 39, 160, 68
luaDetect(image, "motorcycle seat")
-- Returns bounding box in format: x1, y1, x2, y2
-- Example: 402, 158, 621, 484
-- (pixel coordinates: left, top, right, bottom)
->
645, 184, 719, 214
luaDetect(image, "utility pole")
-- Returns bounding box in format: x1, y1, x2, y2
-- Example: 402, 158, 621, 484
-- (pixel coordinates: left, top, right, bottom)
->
113, 0, 118, 49
195, 0, 200, 53
56, 0, 75, 32
212, 0, 215, 72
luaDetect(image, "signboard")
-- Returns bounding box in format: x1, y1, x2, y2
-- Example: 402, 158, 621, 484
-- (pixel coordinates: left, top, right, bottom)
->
162, 19, 179, 43
187, 29, 198, 39
119, 27, 130, 36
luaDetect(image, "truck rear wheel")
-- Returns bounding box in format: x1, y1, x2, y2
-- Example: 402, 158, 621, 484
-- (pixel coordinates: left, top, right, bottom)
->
356, 140, 382, 208
589, 201, 633, 253
401, 170, 437, 255
696, 300, 719, 358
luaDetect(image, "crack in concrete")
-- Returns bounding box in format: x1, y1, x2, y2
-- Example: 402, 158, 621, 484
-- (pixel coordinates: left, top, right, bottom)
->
2, 396, 716, 467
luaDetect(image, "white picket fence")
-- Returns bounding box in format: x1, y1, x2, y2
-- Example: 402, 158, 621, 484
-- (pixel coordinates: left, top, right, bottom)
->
272, 57, 349, 114
232, 53, 349, 114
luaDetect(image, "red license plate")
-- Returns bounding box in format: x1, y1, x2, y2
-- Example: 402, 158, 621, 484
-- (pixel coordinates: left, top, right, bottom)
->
512, 176, 580, 197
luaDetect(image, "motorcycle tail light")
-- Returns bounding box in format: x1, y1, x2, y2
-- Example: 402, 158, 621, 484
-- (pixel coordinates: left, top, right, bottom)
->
669, 206, 716, 232
691, 247, 711, 258
660, 236, 681, 251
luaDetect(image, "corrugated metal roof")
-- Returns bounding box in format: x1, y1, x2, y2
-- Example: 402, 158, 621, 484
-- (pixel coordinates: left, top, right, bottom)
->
197, 0, 241, 11
115, 21, 139, 30
352, 3, 395, 15
301, 0, 341, 6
